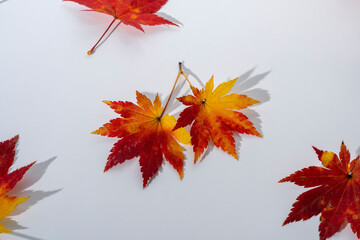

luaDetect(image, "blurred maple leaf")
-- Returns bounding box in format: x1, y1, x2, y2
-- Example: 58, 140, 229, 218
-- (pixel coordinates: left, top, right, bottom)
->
280, 142, 360, 240
0, 135, 35, 233
93, 91, 190, 188
173, 76, 261, 163
65, 0, 179, 54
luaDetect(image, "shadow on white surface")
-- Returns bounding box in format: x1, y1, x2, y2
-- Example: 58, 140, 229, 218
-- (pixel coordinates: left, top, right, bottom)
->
233, 133, 244, 161
235, 68, 270, 91
198, 142, 215, 163
12, 157, 56, 191
180, 62, 204, 88
3, 157, 61, 234
234, 68, 271, 102
0, 0, 9, 4
9, 231, 45, 240
157, 12, 183, 26
235, 67, 271, 138
145, 164, 164, 189
10, 189, 61, 216
242, 108, 264, 137
0, 218, 25, 231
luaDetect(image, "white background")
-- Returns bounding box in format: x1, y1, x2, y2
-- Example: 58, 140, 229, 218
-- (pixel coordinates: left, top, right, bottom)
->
1, 0, 360, 239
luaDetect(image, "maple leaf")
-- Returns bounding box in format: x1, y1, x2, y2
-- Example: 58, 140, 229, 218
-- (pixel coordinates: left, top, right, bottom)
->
65, 0, 179, 54
92, 91, 190, 188
173, 75, 262, 163
0, 135, 35, 233
280, 142, 360, 240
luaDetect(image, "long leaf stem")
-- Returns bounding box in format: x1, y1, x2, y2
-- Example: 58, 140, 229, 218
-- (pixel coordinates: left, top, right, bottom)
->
179, 65, 194, 88
160, 62, 195, 118
160, 69, 181, 118
87, 18, 117, 55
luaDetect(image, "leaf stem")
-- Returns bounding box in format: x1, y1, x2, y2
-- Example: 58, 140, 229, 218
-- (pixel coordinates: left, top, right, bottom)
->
160, 69, 181, 118
160, 62, 196, 118
178, 63, 194, 87
87, 18, 117, 55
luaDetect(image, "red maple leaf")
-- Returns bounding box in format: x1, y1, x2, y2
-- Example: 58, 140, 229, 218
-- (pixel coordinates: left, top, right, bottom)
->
173, 75, 261, 162
92, 91, 190, 188
280, 142, 360, 240
0, 135, 35, 233
65, 0, 179, 54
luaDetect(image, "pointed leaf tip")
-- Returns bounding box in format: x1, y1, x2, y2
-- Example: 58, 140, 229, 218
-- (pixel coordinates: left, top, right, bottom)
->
179, 170, 184, 180
12, 135, 19, 142
312, 146, 321, 153
278, 177, 287, 183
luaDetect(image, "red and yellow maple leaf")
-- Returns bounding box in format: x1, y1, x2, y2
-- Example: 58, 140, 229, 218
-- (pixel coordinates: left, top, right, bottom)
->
173, 76, 261, 163
0, 135, 35, 233
93, 91, 190, 188
280, 142, 360, 240
65, 0, 178, 54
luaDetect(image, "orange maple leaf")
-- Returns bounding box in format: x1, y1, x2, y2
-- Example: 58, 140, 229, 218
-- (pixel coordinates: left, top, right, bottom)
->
65, 0, 178, 54
280, 142, 360, 240
0, 135, 35, 233
93, 91, 190, 188
173, 75, 262, 162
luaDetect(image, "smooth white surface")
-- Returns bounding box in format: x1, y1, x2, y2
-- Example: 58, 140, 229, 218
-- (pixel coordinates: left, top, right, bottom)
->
1, 0, 360, 239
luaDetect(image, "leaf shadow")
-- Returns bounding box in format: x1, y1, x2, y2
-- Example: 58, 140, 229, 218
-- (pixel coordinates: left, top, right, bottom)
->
9, 232, 45, 240
11, 157, 56, 191
234, 69, 270, 91
3, 157, 61, 232
157, 12, 183, 26
0, 0, 9, 4
198, 133, 245, 163
242, 108, 264, 137
198, 143, 215, 163
144, 164, 164, 189
9, 189, 61, 216
232, 68, 271, 103
180, 62, 204, 88
232, 67, 271, 139
233, 133, 243, 160
139, 13, 182, 37
0, 219, 25, 231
